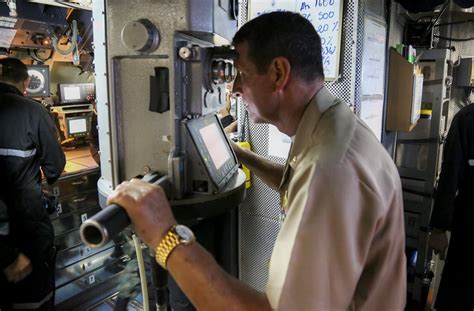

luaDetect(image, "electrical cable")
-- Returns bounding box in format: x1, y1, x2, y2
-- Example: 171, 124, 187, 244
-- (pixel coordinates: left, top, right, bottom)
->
433, 35, 474, 42
55, 1, 77, 9
49, 20, 81, 65
28, 49, 44, 63
54, 0, 90, 10
27, 49, 53, 63
421, 0, 449, 43
133, 235, 149, 311
35, 49, 53, 62
50, 20, 78, 56
434, 19, 474, 27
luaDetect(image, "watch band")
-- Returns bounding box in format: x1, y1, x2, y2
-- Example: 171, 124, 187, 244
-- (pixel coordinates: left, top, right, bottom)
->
155, 225, 181, 269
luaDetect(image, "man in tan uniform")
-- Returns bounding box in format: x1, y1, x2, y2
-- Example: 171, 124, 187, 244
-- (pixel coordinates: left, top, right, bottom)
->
108, 11, 406, 310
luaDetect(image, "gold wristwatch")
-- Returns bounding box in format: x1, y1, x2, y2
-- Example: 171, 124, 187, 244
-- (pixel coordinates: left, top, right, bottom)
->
155, 224, 195, 269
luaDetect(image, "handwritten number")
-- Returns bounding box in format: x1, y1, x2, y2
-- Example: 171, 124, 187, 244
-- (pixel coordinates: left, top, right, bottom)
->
315, 0, 335, 7
321, 45, 336, 56
318, 11, 335, 20
317, 24, 329, 33
324, 56, 330, 66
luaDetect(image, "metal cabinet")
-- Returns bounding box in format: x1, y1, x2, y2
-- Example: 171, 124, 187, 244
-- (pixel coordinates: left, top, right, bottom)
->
394, 48, 453, 305
43, 168, 123, 308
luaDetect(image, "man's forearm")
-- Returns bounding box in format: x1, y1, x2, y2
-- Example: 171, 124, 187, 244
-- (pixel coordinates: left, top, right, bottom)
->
168, 242, 272, 311
233, 143, 284, 190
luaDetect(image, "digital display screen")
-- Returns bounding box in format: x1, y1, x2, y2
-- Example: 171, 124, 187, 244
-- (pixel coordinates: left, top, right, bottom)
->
68, 118, 87, 134
186, 114, 238, 189
63, 86, 81, 101
199, 123, 231, 170
59, 83, 95, 104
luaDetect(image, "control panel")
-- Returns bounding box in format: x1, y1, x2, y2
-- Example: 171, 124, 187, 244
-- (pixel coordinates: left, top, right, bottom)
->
58, 83, 95, 105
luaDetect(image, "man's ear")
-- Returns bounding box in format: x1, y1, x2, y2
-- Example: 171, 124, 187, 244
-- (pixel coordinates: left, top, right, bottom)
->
270, 57, 290, 91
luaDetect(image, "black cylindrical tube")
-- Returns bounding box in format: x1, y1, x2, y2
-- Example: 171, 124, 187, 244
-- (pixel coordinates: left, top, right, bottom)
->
80, 203, 130, 248
80, 174, 170, 248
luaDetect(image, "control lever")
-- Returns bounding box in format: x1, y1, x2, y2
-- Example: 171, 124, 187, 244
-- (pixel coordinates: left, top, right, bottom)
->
80, 174, 171, 248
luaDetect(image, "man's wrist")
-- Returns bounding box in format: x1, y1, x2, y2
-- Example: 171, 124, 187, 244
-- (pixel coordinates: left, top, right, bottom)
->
150, 222, 177, 251
154, 224, 196, 269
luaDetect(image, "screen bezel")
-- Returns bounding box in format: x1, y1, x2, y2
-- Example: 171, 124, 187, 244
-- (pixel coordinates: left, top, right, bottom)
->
66, 116, 90, 137
58, 83, 95, 104
185, 114, 238, 190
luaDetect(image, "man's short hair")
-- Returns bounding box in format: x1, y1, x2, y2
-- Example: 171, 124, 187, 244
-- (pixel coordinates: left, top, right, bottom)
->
0, 58, 29, 84
232, 11, 324, 81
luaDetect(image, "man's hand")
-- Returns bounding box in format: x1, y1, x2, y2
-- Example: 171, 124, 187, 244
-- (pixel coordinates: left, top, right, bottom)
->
218, 82, 234, 118
429, 229, 449, 260
3, 253, 32, 283
224, 120, 238, 134
107, 179, 177, 249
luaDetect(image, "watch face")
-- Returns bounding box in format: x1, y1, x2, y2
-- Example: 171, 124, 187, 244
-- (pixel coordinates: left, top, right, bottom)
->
175, 225, 195, 244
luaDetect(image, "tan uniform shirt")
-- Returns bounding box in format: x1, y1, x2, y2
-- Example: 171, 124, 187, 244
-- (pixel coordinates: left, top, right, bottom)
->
265, 87, 406, 310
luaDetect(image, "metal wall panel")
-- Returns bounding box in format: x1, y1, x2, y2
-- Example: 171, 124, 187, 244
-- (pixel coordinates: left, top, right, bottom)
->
97, 0, 237, 185
239, 215, 280, 291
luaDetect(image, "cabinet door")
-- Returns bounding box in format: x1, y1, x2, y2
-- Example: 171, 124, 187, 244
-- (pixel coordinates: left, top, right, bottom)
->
43, 170, 100, 198
52, 206, 101, 236
49, 190, 98, 219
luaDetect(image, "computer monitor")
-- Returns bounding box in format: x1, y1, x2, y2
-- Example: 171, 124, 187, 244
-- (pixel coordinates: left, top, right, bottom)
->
59, 83, 95, 104
186, 114, 238, 190
66, 116, 91, 138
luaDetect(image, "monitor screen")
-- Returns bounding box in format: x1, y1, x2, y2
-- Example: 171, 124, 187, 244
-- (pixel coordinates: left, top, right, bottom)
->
67, 116, 90, 137
63, 86, 81, 101
186, 114, 238, 189
69, 118, 87, 134
199, 122, 231, 170
58, 83, 95, 104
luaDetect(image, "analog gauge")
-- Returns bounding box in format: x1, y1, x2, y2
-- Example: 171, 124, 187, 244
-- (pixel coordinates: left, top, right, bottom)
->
27, 69, 45, 94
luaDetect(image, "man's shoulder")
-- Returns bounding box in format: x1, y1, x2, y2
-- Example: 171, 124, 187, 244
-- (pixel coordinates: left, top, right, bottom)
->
457, 103, 474, 121
1, 93, 47, 114
309, 100, 357, 163
313, 104, 400, 196
459, 103, 474, 114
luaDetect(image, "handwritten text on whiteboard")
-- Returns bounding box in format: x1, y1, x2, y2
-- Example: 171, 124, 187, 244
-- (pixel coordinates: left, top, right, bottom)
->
249, 0, 342, 80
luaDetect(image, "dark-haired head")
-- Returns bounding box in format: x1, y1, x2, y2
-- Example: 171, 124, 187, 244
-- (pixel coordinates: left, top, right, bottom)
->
0, 58, 29, 84
233, 11, 324, 82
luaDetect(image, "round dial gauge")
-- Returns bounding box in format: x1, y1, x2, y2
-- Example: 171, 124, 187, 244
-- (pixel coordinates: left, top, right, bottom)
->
26, 69, 45, 93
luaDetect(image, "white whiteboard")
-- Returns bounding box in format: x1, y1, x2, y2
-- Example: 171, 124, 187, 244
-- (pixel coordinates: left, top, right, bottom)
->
360, 18, 386, 141
248, 0, 343, 80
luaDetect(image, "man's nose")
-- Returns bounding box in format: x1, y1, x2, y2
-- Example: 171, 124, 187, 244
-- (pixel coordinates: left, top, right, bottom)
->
231, 72, 242, 98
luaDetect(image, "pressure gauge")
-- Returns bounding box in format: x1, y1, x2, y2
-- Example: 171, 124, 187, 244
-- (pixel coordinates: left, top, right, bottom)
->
25, 65, 49, 98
